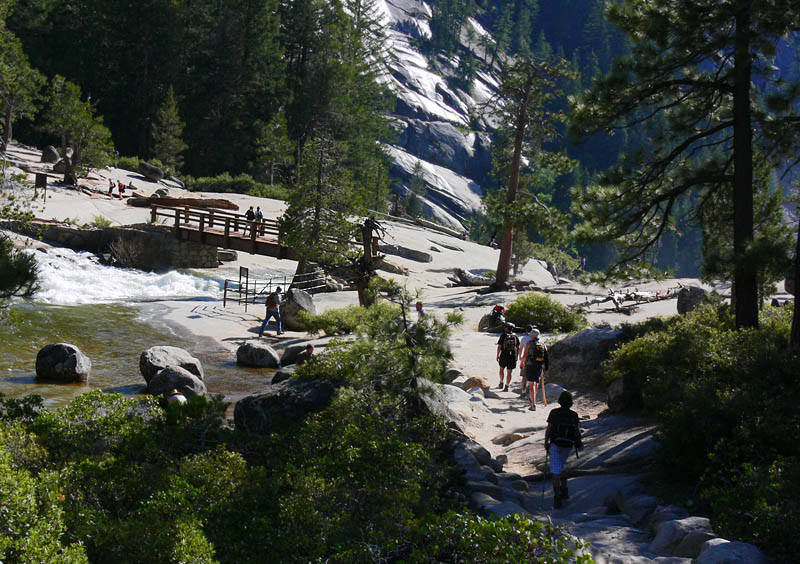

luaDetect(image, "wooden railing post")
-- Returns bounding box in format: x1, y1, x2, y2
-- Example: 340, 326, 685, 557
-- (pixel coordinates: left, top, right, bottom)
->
199, 216, 205, 243
151, 206, 157, 224
174, 208, 181, 235
184, 206, 190, 224
224, 218, 230, 248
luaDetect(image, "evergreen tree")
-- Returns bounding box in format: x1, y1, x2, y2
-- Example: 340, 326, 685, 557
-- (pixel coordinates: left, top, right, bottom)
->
255, 112, 293, 186
569, 0, 800, 329
40, 75, 112, 184
151, 86, 187, 172
405, 161, 427, 218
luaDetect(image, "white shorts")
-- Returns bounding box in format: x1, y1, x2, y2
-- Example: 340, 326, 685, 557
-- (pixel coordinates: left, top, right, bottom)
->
549, 444, 573, 475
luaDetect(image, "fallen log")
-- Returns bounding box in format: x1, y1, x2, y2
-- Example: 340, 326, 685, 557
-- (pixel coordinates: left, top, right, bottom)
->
448, 268, 493, 286
126, 196, 239, 211
569, 285, 683, 312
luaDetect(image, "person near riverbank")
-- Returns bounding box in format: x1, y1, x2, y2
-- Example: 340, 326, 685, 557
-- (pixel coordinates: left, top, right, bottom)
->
545, 391, 583, 509
415, 300, 425, 319
166, 389, 187, 405
522, 328, 548, 410
496, 322, 519, 391
296, 344, 314, 365
517, 324, 534, 392
259, 286, 283, 337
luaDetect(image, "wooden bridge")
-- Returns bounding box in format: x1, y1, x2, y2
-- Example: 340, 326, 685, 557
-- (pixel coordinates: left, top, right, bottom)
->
150, 203, 298, 260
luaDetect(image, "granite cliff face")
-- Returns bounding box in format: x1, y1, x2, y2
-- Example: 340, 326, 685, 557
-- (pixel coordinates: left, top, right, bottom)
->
376, 0, 500, 230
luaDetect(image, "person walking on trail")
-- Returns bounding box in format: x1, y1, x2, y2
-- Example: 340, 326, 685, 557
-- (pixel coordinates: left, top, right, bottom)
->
517, 324, 535, 393
496, 322, 519, 391
522, 328, 548, 410
259, 286, 283, 337
544, 391, 583, 509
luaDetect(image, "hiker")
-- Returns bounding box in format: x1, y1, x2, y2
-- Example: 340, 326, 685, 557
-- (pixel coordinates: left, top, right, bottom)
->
490, 304, 506, 327
522, 328, 548, 410
518, 324, 535, 393
107, 179, 115, 196
544, 391, 583, 509
166, 388, 187, 405
296, 343, 314, 366
255, 206, 264, 235
116, 179, 124, 198
245, 206, 255, 236
415, 300, 426, 319
496, 322, 519, 391
259, 286, 283, 337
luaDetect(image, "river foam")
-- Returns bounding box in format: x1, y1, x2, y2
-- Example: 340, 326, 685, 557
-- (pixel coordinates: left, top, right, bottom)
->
29, 247, 223, 305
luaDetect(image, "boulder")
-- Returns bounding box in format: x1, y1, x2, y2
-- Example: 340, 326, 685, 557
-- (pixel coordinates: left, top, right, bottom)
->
280, 288, 316, 331
645, 504, 690, 534
217, 249, 238, 262
41, 145, 60, 163
460, 376, 490, 392
153, 187, 170, 198
673, 531, 718, 558
35, 343, 91, 382
620, 494, 659, 526
236, 342, 280, 368
53, 158, 68, 173
140, 345, 204, 383
234, 377, 342, 435
547, 328, 622, 385
648, 516, 713, 555
147, 366, 206, 398
138, 161, 164, 182
379, 243, 432, 263
477, 314, 504, 333
272, 365, 296, 384
695, 540, 767, 564
677, 285, 707, 314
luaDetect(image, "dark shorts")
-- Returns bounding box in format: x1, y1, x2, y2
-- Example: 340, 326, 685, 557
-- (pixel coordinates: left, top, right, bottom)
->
498, 354, 516, 369
525, 364, 543, 383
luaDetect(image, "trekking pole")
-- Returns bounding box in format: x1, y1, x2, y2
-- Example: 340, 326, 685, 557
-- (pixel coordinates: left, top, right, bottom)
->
541, 371, 547, 406
540, 449, 549, 510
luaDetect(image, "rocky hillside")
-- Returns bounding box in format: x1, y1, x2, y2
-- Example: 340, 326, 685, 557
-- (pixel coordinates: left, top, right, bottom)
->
376, 0, 498, 230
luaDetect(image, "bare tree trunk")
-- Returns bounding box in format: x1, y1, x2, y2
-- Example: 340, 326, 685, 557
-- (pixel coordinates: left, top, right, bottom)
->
733, 0, 758, 329
493, 76, 533, 291
791, 216, 800, 353
3, 107, 12, 150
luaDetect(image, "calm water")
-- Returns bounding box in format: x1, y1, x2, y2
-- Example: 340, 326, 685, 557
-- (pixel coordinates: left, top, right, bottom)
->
0, 248, 276, 409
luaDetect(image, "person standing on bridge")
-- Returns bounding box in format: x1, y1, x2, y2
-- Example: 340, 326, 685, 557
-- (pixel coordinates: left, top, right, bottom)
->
245, 206, 256, 236
259, 286, 283, 337
255, 206, 264, 235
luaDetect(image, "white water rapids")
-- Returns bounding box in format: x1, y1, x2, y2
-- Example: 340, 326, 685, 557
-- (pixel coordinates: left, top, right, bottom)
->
29, 247, 223, 305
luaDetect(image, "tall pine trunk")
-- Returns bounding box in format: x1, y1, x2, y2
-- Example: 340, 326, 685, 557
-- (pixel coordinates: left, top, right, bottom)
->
791, 216, 800, 352
493, 76, 533, 291
732, 0, 759, 329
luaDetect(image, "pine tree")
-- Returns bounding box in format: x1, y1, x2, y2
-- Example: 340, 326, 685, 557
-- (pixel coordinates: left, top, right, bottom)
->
569, 0, 800, 329
0, 17, 43, 150
151, 86, 187, 173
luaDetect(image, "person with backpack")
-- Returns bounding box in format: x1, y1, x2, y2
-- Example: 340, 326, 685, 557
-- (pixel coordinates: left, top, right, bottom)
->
496, 322, 519, 391
258, 286, 283, 337
255, 206, 264, 235
521, 328, 548, 410
544, 391, 583, 509
245, 206, 256, 236
517, 324, 535, 392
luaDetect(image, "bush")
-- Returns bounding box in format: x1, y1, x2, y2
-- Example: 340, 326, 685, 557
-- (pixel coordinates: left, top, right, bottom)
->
184, 173, 288, 201
116, 156, 140, 173
504, 292, 588, 333
604, 304, 800, 562
89, 215, 112, 228
298, 302, 399, 336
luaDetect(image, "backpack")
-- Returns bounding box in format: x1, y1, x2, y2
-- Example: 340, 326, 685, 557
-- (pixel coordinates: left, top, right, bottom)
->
503, 334, 518, 354
550, 410, 582, 448
530, 342, 546, 365
266, 292, 277, 309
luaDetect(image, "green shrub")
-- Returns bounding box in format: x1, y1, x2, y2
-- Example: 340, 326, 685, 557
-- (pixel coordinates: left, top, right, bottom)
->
298, 302, 399, 336
116, 156, 140, 173
504, 292, 588, 333
89, 215, 112, 228
604, 304, 800, 561
184, 173, 288, 200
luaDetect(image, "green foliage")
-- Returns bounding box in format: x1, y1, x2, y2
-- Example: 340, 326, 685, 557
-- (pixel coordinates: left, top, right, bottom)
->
89, 215, 111, 228
151, 86, 187, 173
0, 233, 37, 303
184, 173, 288, 201
115, 156, 140, 173
299, 301, 399, 336
605, 305, 800, 561
505, 292, 588, 333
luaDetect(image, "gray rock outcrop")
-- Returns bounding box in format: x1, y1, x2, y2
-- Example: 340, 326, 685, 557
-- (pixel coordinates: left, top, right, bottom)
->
138, 161, 164, 182
236, 342, 280, 368
35, 343, 92, 382
153, 187, 169, 198
677, 285, 707, 314
477, 314, 504, 333
280, 288, 316, 331
379, 243, 432, 263
147, 365, 206, 398
234, 377, 342, 435
547, 328, 622, 385
41, 145, 59, 163
271, 365, 296, 384
648, 516, 713, 555
695, 540, 767, 564
140, 345, 204, 383
607, 372, 643, 412
53, 158, 68, 173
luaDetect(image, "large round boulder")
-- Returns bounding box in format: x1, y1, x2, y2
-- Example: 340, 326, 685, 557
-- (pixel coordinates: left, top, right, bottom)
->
281, 288, 316, 331
35, 343, 92, 382
234, 377, 342, 435
53, 158, 68, 173
41, 145, 60, 163
607, 373, 643, 413
138, 161, 164, 182
236, 342, 280, 368
477, 314, 503, 333
547, 328, 622, 385
140, 346, 204, 383
271, 364, 296, 384
147, 366, 206, 398
677, 286, 707, 314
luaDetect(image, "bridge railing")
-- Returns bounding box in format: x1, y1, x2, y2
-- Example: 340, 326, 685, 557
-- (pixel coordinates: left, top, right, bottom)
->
150, 203, 281, 243
223, 270, 329, 310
